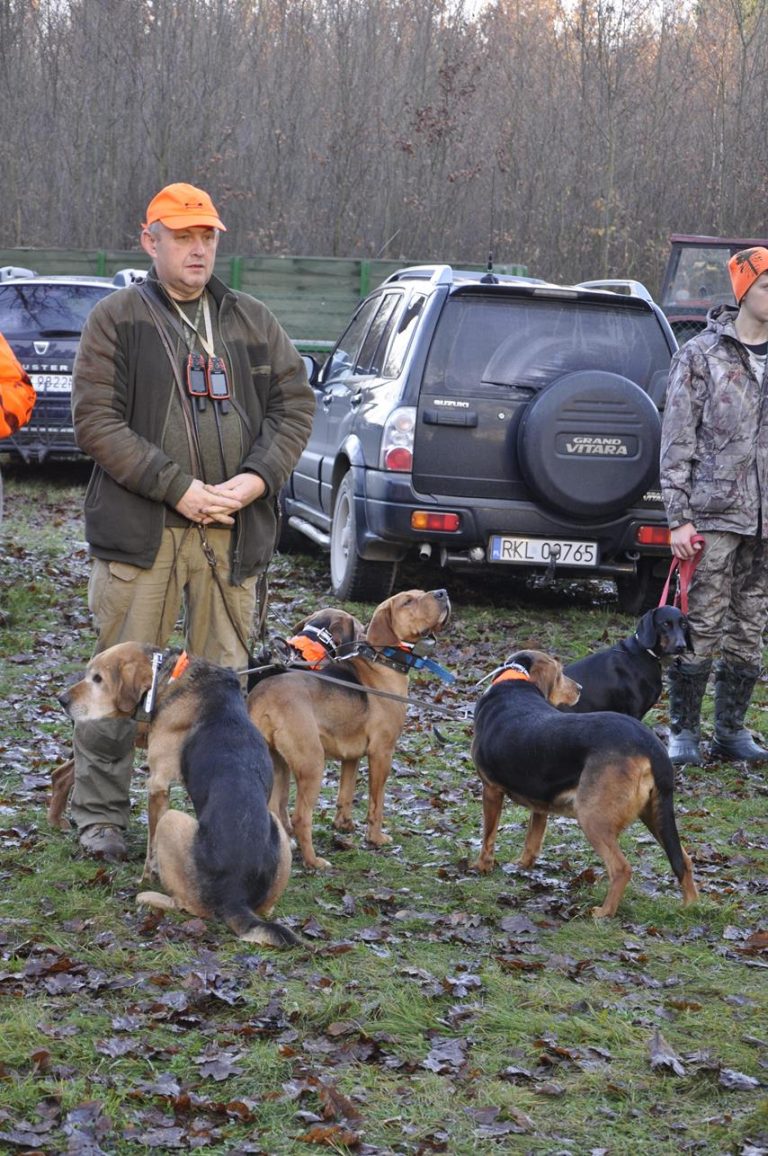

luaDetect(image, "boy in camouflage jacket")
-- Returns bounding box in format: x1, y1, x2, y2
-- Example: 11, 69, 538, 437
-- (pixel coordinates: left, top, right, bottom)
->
660, 246, 768, 765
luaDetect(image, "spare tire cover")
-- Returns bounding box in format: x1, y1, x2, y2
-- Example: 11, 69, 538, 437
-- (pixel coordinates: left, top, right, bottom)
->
516, 371, 661, 518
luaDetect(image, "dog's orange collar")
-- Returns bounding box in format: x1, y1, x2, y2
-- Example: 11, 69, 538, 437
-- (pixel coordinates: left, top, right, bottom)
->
287, 634, 331, 669
492, 666, 531, 686
170, 650, 190, 680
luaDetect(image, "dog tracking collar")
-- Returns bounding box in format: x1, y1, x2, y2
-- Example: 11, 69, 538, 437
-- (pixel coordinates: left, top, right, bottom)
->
170, 650, 190, 680
142, 650, 165, 716
137, 649, 190, 721
634, 632, 662, 659
287, 625, 338, 669
365, 641, 456, 683
491, 662, 531, 686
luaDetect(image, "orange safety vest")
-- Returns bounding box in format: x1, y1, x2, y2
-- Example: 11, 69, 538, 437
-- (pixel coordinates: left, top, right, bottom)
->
0, 332, 35, 438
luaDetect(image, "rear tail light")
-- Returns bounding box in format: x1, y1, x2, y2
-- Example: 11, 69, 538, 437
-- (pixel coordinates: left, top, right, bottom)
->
636, 525, 671, 546
411, 511, 461, 532
381, 406, 416, 472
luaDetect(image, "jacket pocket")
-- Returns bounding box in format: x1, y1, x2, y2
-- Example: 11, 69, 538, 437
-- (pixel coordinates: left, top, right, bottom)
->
690, 461, 754, 515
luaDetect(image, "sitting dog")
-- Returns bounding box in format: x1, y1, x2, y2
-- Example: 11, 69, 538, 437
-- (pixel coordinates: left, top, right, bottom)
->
59, 643, 297, 946
247, 588, 451, 869
561, 604, 692, 718
471, 648, 698, 918
48, 606, 366, 828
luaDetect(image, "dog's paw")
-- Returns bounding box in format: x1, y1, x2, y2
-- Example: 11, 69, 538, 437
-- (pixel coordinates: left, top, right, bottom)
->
136, 890, 178, 912
332, 815, 355, 833
48, 812, 73, 832
366, 830, 392, 847
304, 856, 332, 870
471, 856, 495, 874
590, 904, 614, 919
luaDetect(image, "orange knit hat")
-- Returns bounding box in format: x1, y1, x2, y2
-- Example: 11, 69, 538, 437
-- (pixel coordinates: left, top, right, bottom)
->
728, 247, 768, 303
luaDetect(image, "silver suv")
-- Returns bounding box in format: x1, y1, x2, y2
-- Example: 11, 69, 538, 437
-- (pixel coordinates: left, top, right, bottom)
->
281, 265, 677, 614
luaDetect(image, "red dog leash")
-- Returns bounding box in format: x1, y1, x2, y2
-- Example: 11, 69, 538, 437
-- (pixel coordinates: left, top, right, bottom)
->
659, 534, 706, 615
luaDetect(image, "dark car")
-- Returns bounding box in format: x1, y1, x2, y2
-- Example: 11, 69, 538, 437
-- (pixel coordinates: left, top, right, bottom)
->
659, 233, 768, 345
280, 264, 678, 614
0, 266, 145, 462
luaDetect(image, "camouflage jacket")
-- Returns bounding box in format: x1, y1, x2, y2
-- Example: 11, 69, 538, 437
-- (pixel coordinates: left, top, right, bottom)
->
660, 304, 768, 536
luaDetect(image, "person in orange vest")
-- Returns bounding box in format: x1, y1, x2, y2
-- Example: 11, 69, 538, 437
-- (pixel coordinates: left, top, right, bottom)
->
0, 331, 36, 523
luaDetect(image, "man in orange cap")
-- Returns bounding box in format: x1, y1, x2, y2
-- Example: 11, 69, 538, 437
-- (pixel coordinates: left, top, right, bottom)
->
660, 246, 768, 766
67, 182, 315, 860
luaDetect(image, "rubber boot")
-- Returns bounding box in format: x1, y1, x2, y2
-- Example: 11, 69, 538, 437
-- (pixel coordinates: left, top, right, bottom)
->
70, 718, 137, 857
710, 662, 768, 762
667, 661, 711, 765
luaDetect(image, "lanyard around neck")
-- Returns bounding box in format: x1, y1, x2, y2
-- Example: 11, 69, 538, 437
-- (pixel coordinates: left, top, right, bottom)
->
171, 292, 215, 357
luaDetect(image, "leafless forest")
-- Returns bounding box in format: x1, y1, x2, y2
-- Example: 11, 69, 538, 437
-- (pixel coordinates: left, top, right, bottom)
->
2, 0, 767, 290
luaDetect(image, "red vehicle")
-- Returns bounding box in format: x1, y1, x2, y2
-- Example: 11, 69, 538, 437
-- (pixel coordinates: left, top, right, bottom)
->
660, 233, 768, 345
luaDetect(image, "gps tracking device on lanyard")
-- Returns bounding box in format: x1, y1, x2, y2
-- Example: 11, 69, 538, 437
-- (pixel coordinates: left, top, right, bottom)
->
186, 352, 208, 411
206, 355, 230, 412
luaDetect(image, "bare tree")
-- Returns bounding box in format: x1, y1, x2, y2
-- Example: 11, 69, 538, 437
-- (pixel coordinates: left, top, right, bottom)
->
2, 0, 768, 288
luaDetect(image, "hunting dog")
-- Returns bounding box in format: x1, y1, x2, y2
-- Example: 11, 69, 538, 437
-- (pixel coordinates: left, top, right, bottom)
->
248, 606, 365, 688
247, 588, 451, 870
47, 606, 366, 831
471, 648, 698, 917
58, 643, 297, 946
561, 604, 692, 719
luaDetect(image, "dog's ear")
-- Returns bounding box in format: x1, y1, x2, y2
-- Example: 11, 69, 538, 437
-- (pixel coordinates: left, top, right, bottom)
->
349, 615, 366, 643
115, 655, 154, 715
507, 650, 533, 673
682, 616, 694, 652
522, 650, 558, 699
365, 597, 401, 647
636, 609, 658, 649
332, 611, 364, 646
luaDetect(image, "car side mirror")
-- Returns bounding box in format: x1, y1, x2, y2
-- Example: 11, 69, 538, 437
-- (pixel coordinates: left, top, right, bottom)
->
301, 354, 319, 385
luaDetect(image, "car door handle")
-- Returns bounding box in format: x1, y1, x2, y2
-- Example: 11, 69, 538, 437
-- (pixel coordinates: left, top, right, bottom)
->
423, 408, 478, 427
350, 391, 363, 408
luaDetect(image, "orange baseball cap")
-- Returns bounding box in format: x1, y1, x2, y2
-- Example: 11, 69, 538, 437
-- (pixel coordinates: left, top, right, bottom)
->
143, 182, 226, 231
728, 246, 768, 303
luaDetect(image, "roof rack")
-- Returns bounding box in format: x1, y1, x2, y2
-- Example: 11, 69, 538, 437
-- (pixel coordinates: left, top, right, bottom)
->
383, 265, 455, 286
576, 279, 655, 303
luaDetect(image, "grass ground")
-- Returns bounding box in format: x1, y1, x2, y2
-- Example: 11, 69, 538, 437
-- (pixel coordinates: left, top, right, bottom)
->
1, 461, 767, 1155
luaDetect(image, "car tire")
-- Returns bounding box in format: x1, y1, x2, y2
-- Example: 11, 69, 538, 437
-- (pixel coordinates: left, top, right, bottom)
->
330, 473, 398, 601
615, 560, 667, 616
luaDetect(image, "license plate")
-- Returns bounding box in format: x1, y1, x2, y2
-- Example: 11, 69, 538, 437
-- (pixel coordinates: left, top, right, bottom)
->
31, 373, 72, 392
489, 535, 598, 567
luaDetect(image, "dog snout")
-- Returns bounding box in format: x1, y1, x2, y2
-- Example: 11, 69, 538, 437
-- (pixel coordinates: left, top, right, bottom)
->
430, 588, 451, 623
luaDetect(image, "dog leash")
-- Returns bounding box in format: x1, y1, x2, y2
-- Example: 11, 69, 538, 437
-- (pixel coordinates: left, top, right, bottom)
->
659, 534, 705, 615
240, 654, 467, 720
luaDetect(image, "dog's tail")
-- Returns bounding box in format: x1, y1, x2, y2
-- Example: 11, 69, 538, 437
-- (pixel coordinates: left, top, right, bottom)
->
225, 910, 301, 948
647, 744, 698, 906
